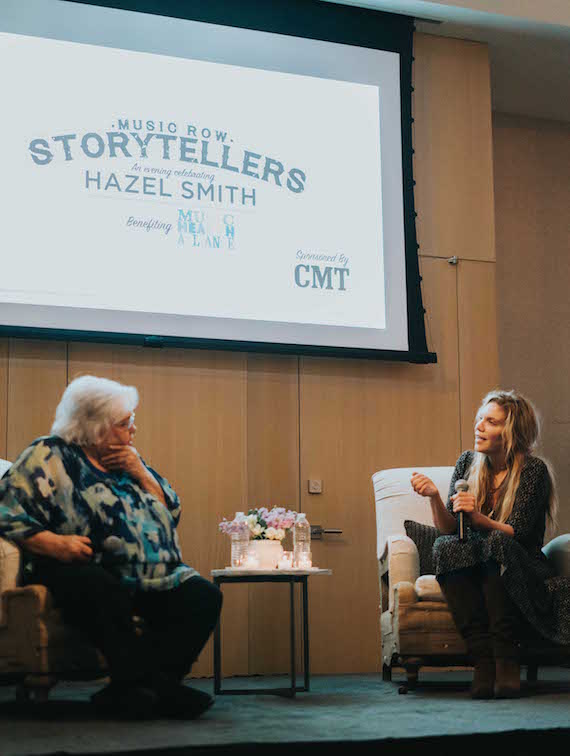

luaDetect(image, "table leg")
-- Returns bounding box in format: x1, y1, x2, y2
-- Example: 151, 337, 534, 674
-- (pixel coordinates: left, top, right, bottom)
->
302, 577, 310, 691
213, 578, 222, 695
289, 578, 296, 695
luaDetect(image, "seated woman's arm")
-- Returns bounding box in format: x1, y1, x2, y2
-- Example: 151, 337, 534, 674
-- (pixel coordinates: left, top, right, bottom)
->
410, 473, 457, 534
22, 530, 93, 562
0, 440, 94, 562
429, 490, 459, 534
411, 451, 475, 536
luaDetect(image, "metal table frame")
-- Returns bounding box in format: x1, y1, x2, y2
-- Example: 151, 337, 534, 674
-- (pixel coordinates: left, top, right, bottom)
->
212, 572, 312, 697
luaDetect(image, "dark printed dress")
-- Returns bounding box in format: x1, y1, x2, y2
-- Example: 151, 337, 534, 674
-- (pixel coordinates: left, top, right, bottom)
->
0, 436, 198, 591
433, 451, 570, 645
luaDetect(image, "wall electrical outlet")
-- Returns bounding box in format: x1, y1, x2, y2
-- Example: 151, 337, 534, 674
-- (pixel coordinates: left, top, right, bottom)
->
308, 479, 323, 494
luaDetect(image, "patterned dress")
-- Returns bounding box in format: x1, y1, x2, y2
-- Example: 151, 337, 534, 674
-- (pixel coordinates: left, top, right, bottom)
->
433, 450, 570, 645
0, 436, 198, 591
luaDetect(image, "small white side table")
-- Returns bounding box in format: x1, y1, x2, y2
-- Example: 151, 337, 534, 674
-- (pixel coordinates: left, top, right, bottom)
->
210, 568, 332, 697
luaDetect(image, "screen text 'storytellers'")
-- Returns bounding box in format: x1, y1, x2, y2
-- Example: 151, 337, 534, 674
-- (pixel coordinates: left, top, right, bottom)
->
29, 130, 307, 194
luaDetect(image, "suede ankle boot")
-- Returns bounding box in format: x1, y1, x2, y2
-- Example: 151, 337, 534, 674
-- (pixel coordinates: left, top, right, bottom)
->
482, 566, 522, 698
471, 658, 495, 699
495, 658, 521, 698
439, 570, 494, 697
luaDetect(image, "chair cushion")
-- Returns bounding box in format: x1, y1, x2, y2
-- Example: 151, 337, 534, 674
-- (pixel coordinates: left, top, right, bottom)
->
415, 574, 445, 602
542, 534, 570, 577
0, 457, 21, 625
404, 520, 439, 575
0, 538, 23, 624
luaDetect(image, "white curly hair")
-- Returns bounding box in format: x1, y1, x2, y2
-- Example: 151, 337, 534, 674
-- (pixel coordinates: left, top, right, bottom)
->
51, 375, 138, 446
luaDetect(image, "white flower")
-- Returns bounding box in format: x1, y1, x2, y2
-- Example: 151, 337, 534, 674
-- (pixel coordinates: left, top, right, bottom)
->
265, 527, 278, 540
252, 524, 263, 537
246, 514, 257, 529
276, 528, 285, 541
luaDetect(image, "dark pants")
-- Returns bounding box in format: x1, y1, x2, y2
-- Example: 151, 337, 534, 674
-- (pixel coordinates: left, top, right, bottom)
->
30, 559, 223, 689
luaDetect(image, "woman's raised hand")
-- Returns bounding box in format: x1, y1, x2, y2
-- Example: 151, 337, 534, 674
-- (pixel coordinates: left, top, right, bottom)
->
100, 444, 146, 479
410, 473, 439, 498
100, 445, 167, 506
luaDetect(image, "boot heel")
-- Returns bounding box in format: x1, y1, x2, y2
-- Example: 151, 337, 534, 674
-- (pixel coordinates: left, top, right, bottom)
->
471, 658, 495, 699
495, 658, 520, 698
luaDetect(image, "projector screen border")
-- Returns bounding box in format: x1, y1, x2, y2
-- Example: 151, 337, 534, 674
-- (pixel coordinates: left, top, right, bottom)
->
0, 324, 437, 364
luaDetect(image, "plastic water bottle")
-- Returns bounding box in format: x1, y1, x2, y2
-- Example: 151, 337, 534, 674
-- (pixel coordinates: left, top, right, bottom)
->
231, 512, 250, 568
293, 512, 311, 567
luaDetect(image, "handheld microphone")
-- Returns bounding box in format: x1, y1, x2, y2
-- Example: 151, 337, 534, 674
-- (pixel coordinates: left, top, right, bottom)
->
102, 535, 124, 554
454, 479, 469, 542
100, 536, 126, 569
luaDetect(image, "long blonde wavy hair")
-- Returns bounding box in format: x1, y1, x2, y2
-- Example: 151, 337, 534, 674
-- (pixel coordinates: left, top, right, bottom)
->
465, 389, 557, 529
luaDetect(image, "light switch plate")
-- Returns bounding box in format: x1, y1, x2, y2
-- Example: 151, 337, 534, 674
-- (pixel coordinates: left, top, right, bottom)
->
308, 479, 322, 494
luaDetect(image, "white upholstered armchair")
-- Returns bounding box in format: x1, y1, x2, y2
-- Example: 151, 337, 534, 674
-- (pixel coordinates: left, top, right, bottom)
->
373, 465, 570, 693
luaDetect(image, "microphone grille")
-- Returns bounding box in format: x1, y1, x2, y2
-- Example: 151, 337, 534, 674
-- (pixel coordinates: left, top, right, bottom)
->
102, 535, 123, 553
454, 479, 469, 493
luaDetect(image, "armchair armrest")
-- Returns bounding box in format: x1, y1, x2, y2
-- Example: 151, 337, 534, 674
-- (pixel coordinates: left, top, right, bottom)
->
0, 585, 56, 674
393, 581, 418, 607
1, 584, 55, 625
383, 535, 420, 612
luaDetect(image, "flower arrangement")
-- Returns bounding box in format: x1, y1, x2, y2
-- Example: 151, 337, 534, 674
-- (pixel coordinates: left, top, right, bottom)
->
219, 507, 297, 541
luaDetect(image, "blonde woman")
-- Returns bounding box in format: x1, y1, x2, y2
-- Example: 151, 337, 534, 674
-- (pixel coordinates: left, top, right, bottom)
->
411, 390, 567, 699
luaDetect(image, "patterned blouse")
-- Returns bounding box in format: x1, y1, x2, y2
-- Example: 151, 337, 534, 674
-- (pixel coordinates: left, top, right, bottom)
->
0, 436, 198, 591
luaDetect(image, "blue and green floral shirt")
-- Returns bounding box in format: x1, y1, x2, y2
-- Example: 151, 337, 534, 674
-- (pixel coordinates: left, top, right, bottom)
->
0, 436, 198, 591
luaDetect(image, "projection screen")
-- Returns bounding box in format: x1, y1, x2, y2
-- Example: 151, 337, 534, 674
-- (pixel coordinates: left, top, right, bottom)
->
0, 0, 435, 363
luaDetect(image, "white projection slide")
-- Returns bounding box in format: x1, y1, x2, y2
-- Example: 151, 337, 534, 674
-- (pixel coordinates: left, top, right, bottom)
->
1, 32, 385, 327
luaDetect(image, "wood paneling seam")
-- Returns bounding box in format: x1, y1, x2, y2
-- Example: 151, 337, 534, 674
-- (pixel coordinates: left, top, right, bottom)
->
298, 356, 302, 514
4, 341, 10, 458
455, 263, 463, 451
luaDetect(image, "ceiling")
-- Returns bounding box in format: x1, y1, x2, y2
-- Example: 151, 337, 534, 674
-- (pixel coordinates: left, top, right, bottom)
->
323, 1, 570, 122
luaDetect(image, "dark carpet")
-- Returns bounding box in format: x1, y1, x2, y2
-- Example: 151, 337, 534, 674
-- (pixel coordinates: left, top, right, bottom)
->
0, 670, 569, 756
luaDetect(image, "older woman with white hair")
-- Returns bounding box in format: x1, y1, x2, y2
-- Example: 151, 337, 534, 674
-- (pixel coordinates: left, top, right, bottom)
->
0, 375, 222, 720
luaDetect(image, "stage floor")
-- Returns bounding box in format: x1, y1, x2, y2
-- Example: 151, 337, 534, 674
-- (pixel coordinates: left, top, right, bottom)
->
1, 670, 569, 756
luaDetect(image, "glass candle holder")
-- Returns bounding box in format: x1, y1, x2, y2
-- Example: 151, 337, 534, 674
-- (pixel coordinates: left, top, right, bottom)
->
278, 551, 293, 569
244, 549, 260, 569
297, 552, 312, 569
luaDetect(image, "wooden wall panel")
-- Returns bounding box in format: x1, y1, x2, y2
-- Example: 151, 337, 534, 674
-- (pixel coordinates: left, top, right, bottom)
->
413, 34, 495, 262
68, 343, 249, 678
493, 114, 570, 535
246, 354, 300, 674
0, 340, 8, 459
6, 339, 67, 460
299, 257, 460, 673
458, 260, 499, 449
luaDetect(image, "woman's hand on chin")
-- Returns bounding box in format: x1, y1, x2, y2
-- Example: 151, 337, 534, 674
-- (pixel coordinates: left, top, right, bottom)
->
100, 444, 146, 480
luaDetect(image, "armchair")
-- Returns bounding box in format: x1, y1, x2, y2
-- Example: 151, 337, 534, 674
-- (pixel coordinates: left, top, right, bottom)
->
373, 465, 570, 693
0, 458, 107, 702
